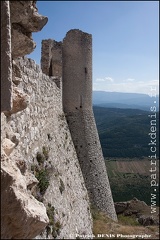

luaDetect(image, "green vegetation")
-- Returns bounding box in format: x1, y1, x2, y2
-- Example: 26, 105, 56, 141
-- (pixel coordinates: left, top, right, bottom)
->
59, 178, 65, 194
35, 169, 49, 195
42, 146, 49, 160
90, 204, 101, 221
31, 146, 50, 200
93, 106, 159, 158
36, 152, 45, 164
36, 146, 49, 164
118, 214, 140, 226
91, 206, 159, 239
105, 158, 159, 206
46, 203, 62, 238
47, 203, 55, 225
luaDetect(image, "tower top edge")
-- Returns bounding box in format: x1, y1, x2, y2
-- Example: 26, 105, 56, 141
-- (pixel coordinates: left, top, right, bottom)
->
42, 39, 62, 44
65, 29, 92, 37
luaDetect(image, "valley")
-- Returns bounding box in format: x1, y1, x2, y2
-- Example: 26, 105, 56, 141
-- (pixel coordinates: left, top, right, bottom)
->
93, 106, 159, 158
105, 158, 159, 206
93, 105, 159, 206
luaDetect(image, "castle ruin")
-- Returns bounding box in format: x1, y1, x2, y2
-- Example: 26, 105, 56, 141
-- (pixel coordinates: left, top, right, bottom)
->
63, 30, 117, 220
1, 1, 117, 239
40, 29, 117, 221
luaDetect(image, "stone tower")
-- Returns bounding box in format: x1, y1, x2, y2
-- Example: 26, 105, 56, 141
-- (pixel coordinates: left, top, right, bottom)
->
62, 29, 117, 221
41, 39, 62, 88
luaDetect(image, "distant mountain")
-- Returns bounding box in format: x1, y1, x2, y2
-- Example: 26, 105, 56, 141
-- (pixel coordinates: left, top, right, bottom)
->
93, 91, 159, 111
93, 106, 159, 158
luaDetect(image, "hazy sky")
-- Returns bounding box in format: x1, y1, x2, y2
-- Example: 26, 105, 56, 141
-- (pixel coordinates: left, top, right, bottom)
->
27, 1, 159, 95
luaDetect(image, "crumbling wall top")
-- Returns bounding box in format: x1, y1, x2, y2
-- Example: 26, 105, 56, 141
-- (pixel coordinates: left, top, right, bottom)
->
41, 39, 62, 77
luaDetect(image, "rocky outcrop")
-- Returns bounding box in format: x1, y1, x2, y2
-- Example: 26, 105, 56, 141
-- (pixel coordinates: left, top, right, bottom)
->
1, 1, 50, 239
1, 150, 49, 239
114, 202, 129, 214
115, 198, 159, 226
10, 1, 48, 58
1, 1, 48, 113
1, 1, 12, 112
115, 198, 149, 216
2, 138, 16, 156
138, 215, 159, 226
4, 87, 30, 116
12, 60, 22, 85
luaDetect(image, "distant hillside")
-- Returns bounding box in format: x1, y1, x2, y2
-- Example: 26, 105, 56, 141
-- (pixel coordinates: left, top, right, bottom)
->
93, 91, 159, 111
93, 106, 159, 158
105, 158, 159, 206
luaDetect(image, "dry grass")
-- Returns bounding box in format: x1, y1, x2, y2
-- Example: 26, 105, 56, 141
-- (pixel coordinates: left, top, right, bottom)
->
92, 207, 159, 239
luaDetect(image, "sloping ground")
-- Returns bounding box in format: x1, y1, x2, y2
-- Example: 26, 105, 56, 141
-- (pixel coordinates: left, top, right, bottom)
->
105, 159, 159, 205
93, 106, 159, 158
116, 160, 149, 174
106, 158, 159, 175
92, 207, 159, 239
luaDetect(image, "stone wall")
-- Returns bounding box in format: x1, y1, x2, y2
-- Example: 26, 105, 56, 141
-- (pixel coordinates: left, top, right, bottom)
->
1, 1, 12, 112
62, 29, 117, 221
50, 41, 62, 77
41, 39, 62, 78
1, 2, 93, 239
1, 2, 118, 238
2, 56, 93, 239
41, 39, 54, 76
1, 2, 50, 239
41, 39, 62, 89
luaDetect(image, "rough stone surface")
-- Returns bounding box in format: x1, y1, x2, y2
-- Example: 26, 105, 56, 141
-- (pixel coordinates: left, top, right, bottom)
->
115, 198, 159, 226
41, 39, 54, 76
62, 29, 117, 222
1, 150, 49, 239
138, 215, 159, 226
1, 2, 51, 239
4, 87, 30, 116
2, 57, 93, 239
10, 1, 48, 32
41, 39, 62, 78
10, 1, 48, 58
1, 1, 118, 238
1, 1, 12, 112
12, 60, 22, 85
114, 202, 129, 214
51, 41, 62, 77
11, 24, 36, 58
2, 138, 16, 156
115, 198, 149, 216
